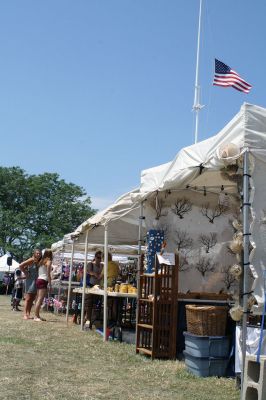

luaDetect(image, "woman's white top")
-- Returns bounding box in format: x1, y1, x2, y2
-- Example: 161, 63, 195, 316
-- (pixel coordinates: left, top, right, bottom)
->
38, 264, 48, 281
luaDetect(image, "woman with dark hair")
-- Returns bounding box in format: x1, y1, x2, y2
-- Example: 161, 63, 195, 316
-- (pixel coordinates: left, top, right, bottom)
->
87, 250, 103, 286
34, 249, 52, 322
85, 250, 103, 326
19, 248, 42, 320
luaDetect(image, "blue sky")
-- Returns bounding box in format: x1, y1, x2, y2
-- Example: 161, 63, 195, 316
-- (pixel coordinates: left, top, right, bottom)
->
0, 1, 265, 211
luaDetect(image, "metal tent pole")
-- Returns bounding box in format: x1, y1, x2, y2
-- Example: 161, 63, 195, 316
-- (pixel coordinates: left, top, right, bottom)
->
136, 202, 144, 346
66, 239, 75, 324
57, 245, 65, 314
137, 203, 144, 285
241, 150, 250, 393
80, 230, 89, 330
103, 225, 108, 342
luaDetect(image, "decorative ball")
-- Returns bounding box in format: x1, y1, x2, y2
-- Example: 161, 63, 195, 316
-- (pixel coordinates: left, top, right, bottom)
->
229, 264, 242, 279
229, 305, 243, 321
232, 219, 242, 231
219, 143, 240, 159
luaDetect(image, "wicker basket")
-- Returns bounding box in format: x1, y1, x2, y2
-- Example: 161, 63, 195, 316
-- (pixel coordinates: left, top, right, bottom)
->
185, 305, 228, 336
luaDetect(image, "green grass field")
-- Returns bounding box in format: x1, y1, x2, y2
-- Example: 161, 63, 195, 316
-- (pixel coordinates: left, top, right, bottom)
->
0, 295, 239, 400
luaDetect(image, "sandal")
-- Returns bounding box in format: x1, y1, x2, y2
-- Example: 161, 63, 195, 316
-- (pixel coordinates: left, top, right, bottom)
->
34, 317, 42, 322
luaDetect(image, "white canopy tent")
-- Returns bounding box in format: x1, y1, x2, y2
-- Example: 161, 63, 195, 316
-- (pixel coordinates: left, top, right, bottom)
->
128, 103, 266, 312
121, 102, 266, 380
0, 254, 19, 273
59, 104, 266, 375
53, 190, 148, 329
71, 103, 266, 310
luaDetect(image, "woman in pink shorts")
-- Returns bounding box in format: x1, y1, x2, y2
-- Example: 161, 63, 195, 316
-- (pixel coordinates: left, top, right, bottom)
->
34, 249, 52, 322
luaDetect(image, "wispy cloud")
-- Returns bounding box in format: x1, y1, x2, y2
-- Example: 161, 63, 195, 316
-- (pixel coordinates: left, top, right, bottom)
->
91, 196, 116, 211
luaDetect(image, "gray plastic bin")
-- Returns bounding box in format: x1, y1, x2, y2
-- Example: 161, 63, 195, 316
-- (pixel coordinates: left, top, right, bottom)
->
184, 351, 229, 377
184, 331, 230, 358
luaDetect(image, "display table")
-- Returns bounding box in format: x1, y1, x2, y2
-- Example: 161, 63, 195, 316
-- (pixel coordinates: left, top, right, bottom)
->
73, 287, 137, 337
52, 279, 80, 288
49, 280, 80, 313
73, 287, 137, 298
178, 298, 230, 304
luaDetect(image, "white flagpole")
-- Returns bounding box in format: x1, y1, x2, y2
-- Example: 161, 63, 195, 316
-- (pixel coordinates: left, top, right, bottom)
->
193, 0, 204, 144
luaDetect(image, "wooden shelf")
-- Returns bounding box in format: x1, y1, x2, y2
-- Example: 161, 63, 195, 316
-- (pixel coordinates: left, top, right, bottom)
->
136, 347, 152, 356
137, 323, 153, 329
139, 298, 154, 303
136, 253, 179, 360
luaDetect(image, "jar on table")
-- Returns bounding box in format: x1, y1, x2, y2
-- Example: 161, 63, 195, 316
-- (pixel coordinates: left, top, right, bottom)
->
120, 283, 128, 293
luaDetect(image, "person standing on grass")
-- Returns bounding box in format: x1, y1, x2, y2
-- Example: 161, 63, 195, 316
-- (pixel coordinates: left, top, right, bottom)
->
12, 269, 25, 311
100, 252, 119, 287
19, 248, 42, 320
84, 250, 103, 326
34, 249, 52, 322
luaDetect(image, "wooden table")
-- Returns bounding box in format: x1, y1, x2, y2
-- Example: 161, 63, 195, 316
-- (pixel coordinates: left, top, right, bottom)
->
73, 287, 137, 299
73, 287, 137, 340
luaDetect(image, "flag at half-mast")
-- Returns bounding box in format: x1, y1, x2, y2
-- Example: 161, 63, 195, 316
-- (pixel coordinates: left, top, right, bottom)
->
213, 59, 252, 93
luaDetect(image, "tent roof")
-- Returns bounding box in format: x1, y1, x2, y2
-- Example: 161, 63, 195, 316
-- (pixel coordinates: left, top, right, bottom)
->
138, 103, 266, 196
52, 234, 145, 255
69, 188, 147, 243
56, 103, 266, 246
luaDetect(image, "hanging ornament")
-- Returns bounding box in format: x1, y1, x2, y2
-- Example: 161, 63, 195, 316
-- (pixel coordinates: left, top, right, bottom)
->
218, 186, 230, 208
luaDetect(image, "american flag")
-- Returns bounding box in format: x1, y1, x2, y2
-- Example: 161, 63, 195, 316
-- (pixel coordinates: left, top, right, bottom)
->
213, 59, 252, 93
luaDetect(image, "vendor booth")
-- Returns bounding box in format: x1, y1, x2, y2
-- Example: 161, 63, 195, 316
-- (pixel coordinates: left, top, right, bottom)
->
56, 103, 266, 381
51, 214, 145, 336
130, 103, 266, 377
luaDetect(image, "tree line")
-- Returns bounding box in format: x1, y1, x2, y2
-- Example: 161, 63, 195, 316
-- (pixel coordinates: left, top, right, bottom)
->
0, 167, 96, 261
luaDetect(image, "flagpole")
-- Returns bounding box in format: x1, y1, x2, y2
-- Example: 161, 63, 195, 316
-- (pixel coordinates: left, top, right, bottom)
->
193, 0, 204, 144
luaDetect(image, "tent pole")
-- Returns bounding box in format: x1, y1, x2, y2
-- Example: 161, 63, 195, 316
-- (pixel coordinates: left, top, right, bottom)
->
103, 225, 108, 342
241, 149, 250, 393
57, 245, 64, 315
81, 230, 89, 330
66, 239, 75, 325
136, 202, 144, 345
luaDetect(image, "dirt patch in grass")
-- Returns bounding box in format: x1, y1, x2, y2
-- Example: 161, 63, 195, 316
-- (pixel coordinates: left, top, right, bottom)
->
0, 295, 239, 400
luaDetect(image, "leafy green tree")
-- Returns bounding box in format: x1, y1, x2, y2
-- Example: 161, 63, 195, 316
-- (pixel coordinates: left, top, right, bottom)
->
0, 167, 96, 261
